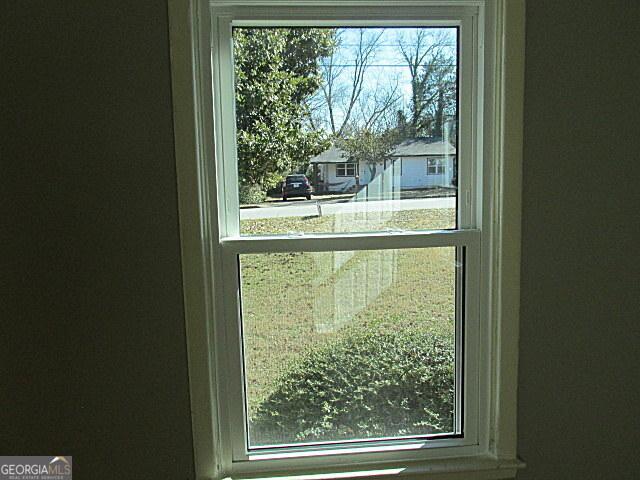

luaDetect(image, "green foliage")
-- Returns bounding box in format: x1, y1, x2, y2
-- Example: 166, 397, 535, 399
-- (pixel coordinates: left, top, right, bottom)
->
251, 326, 454, 445
337, 128, 399, 180
234, 28, 335, 190
239, 184, 267, 205
397, 30, 457, 140
417, 53, 457, 139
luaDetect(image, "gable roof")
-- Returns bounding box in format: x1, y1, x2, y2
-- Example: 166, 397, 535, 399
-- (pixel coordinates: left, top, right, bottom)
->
309, 145, 350, 164
309, 138, 456, 164
391, 138, 456, 156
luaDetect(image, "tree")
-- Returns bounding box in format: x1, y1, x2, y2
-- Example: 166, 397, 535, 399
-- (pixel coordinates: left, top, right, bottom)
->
417, 53, 457, 139
396, 30, 456, 139
309, 29, 400, 137
233, 28, 335, 192
337, 128, 399, 182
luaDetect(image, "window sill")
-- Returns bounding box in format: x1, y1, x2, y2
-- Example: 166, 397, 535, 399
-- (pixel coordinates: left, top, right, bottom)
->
224, 455, 525, 480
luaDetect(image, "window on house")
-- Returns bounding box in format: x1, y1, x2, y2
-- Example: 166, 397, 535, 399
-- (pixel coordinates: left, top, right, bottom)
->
426, 158, 446, 175
335, 162, 358, 177
169, 1, 524, 478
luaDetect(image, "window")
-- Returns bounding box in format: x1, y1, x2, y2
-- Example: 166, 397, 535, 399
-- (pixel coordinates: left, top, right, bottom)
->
168, 1, 525, 479
335, 162, 358, 177
426, 158, 445, 175
229, 24, 465, 452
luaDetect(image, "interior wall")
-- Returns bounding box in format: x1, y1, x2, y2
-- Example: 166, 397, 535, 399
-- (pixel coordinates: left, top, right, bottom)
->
1, 1, 195, 478
2, 1, 639, 479
518, 1, 640, 478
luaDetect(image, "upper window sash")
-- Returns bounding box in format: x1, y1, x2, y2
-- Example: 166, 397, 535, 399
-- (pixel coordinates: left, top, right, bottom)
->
210, 6, 480, 239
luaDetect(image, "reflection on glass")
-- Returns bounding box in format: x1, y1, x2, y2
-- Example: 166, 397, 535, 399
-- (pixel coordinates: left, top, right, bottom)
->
233, 26, 458, 235
240, 248, 457, 447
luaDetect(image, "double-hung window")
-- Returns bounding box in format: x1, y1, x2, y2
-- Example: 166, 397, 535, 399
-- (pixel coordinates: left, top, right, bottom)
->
426, 158, 446, 175
168, 1, 524, 479
336, 163, 358, 177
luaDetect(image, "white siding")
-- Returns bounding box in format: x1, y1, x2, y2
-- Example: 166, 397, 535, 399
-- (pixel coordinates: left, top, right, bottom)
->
400, 156, 455, 189
400, 157, 427, 188
318, 155, 455, 192
322, 163, 356, 192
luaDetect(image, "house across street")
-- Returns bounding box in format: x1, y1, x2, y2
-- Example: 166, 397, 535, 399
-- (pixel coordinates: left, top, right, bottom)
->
309, 137, 457, 194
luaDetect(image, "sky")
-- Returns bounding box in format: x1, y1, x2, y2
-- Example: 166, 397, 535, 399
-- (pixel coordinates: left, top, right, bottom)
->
315, 27, 457, 130
232, 26, 458, 134
334, 27, 457, 96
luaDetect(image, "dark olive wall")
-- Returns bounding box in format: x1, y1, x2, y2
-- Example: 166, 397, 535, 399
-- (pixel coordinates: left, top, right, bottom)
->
518, 1, 640, 479
2, 1, 640, 479
2, 1, 194, 478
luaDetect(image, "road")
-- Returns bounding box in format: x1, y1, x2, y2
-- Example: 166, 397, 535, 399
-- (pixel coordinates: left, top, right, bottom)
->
240, 196, 456, 220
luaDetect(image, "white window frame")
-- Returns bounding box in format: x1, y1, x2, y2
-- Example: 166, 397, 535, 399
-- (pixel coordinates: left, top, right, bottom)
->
167, 1, 525, 479
336, 162, 358, 177
426, 157, 446, 175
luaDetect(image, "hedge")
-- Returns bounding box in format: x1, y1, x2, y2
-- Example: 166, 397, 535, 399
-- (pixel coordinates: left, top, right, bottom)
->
250, 326, 454, 445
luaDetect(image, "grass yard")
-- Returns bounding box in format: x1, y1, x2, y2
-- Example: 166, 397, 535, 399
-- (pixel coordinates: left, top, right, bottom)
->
240, 205, 456, 235
239, 208, 457, 415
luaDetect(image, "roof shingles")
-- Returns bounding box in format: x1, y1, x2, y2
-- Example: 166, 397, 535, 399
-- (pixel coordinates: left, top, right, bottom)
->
310, 138, 456, 163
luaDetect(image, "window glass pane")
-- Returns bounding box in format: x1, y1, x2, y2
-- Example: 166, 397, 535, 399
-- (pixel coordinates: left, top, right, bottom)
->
233, 27, 458, 235
239, 247, 458, 448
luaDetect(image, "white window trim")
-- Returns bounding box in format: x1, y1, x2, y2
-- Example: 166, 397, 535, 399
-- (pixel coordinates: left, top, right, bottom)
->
426, 158, 446, 175
336, 162, 358, 177
167, 0, 525, 479
215, 9, 477, 465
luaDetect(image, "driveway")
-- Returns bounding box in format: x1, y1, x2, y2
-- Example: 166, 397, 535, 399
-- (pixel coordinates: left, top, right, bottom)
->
240, 196, 456, 220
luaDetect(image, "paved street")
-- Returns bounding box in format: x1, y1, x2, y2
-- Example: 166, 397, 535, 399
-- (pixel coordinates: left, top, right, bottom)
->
240, 196, 456, 220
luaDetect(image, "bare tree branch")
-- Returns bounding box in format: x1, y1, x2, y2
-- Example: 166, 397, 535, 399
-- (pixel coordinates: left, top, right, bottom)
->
397, 30, 452, 137
315, 28, 385, 137
337, 29, 384, 136
359, 78, 401, 132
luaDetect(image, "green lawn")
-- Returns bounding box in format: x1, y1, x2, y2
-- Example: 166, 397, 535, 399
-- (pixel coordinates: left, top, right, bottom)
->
240, 206, 455, 235
239, 208, 457, 414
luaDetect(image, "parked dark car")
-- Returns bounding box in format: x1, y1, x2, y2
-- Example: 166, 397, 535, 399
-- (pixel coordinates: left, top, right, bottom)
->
282, 174, 312, 201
